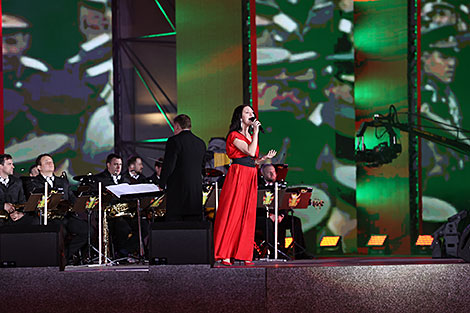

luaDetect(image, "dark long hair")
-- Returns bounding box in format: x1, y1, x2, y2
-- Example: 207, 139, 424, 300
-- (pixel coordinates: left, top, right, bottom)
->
227, 104, 255, 139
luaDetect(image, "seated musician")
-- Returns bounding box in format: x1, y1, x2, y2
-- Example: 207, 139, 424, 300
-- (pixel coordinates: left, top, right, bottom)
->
0, 154, 39, 225
93, 153, 139, 258
29, 164, 39, 177
257, 164, 310, 259
94, 153, 124, 186
147, 158, 163, 185
122, 155, 147, 184
27, 153, 88, 262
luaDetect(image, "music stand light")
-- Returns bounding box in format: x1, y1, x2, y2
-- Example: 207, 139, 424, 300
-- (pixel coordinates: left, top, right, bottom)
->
285, 237, 293, 249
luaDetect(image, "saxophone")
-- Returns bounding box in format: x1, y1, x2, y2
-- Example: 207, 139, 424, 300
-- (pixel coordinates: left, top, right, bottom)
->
107, 202, 133, 218
102, 207, 111, 263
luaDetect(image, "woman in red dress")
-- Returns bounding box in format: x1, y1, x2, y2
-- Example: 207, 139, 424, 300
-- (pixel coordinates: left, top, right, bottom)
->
214, 104, 276, 266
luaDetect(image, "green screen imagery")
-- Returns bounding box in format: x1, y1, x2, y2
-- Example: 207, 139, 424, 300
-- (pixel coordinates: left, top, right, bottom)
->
3, 0, 113, 178
420, 1, 470, 234
256, 0, 356, 254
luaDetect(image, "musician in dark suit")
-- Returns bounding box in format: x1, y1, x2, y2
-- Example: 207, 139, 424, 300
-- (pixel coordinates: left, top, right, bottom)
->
0, 154, 38, 225
160, 114, 207, 221
122, 155, 147, 184
27, 154, 87, 261
257, 164, 309, 259
94, 153, 138, 257
28, 154, 76, 203
93, 153, 124, 187
147, 158, 163, 186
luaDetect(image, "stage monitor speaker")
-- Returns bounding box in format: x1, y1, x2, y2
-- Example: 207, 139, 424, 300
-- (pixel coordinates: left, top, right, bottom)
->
458, 223, 470, 262
150, 221, 213, 265
0, 224, 65, 270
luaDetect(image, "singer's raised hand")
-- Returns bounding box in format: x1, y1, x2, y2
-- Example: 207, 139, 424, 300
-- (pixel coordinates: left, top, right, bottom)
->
266, 150, 277, 159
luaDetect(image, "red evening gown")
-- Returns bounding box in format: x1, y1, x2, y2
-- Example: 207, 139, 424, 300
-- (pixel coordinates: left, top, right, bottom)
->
214, 131, 259, 261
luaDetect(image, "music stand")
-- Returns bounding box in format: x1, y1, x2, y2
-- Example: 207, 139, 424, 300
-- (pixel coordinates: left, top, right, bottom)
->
256, 189, 289, 260
204, 186, 221, 213
263, 164, 289, 261
107, 183, 163, 262
1, 194, 43, 222
72, 195, 112, 264
23, 194, 43, 212
34, 193, 63, 225
273, 164, 289, 182
141, 194, 166, 223
279, 187, 312, 258
204, 172, 224, 216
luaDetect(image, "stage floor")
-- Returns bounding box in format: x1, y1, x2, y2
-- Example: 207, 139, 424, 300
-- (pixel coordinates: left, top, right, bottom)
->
1, 257, 469, 313
213, 256, 467, 268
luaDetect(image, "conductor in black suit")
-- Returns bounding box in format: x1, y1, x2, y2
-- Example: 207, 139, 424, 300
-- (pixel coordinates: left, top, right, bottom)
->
160, 114, 206, 221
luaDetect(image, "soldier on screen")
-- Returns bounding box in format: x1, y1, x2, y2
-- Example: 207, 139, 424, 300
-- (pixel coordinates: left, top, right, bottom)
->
421, 0, 470, 32
421, 24, 469, 167
65, 0, 115, 167
419, 23, 470, 228
15, 0, 114, 178
2, 14, 49, 148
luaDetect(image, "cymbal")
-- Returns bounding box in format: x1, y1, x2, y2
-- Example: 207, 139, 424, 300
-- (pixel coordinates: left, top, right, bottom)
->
204, 168, 224, 177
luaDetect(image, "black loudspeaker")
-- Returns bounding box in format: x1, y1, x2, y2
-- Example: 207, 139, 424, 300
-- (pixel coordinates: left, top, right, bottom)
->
150, 221, 213, 265
0, 224, 65, 270
458, 223, 470, 262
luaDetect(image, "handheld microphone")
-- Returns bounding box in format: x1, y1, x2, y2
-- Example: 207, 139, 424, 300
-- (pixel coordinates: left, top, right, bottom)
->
249, 117, 265, 133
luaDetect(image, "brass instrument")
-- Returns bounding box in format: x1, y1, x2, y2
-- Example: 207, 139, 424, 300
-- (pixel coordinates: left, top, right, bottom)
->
102, 206, 111, 263
0, 210, 9, 220
106, 202, 134, 218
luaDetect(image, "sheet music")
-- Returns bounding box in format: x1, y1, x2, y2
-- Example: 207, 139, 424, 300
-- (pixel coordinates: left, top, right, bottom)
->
106, 183, 160, 198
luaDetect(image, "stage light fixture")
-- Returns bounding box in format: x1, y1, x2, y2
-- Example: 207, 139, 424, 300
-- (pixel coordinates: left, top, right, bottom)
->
366, 235, 388, 246
415, 235, 433, 246
319, 236, 343, 255
320, 236, 341, 247
414, 235, 433, 255
366, 235, 390, 255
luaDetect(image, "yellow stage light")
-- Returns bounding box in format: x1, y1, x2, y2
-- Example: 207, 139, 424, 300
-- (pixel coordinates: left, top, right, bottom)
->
320, 236, 341, 247
415, 235, 433, 246
366, 235, 388, 247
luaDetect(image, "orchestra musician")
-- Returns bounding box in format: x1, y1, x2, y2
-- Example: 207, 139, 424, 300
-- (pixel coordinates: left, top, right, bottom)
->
93, 153, 124, 187
27, 153, 88, 262
93, 153, 139, 258
147, 158, 163, 186
257, 163, 310, 259
0, 154, 38, 225
122, 155, 147, 184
